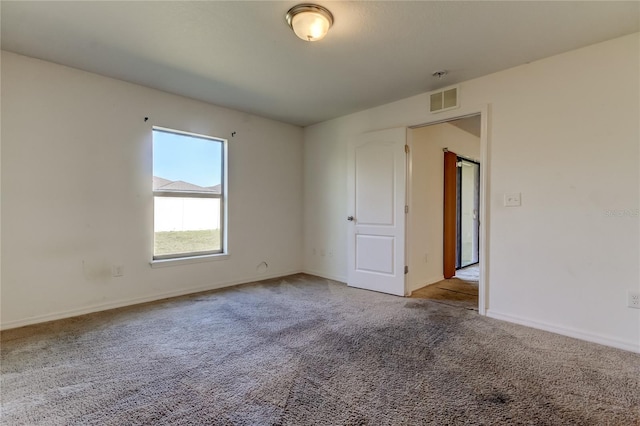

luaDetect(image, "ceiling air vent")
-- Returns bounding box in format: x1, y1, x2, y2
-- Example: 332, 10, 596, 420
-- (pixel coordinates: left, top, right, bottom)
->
429, 86, 459, 113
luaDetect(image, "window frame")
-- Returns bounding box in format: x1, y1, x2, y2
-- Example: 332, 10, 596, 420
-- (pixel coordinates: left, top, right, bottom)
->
152, 126, 228, 261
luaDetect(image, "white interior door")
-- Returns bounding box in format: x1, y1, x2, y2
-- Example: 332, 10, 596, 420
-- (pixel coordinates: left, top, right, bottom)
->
347, 128, 407, 296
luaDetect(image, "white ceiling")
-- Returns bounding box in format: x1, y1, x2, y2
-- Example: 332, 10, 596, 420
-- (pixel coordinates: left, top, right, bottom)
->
2, 1, 638, 127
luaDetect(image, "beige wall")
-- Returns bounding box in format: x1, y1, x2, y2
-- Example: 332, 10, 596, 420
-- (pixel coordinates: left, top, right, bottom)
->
1, 51, 304, 328
303, 33, 640, 352
3, 33, 639, 352
408, 122, 480, 292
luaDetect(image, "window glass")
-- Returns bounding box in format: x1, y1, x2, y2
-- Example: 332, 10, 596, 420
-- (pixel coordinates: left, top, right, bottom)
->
152, 128, 225, 259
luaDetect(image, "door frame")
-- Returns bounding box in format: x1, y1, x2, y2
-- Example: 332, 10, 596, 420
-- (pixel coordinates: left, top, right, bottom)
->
405, 105, 490, 315
456, 157, 481, 270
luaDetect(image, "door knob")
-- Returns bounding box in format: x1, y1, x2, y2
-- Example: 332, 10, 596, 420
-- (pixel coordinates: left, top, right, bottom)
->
347, 216, 354, 221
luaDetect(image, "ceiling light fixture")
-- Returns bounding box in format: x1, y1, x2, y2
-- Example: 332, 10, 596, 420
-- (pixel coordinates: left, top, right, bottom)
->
286, 4, 334, 42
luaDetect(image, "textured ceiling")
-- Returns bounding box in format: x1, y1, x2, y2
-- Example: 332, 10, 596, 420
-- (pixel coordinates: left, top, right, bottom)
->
1, 1, 638, 126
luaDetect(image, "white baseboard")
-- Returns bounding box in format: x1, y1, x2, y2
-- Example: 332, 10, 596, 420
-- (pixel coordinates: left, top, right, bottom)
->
0, 269, 303, 331
408, 275, 444, 294
486, 309, 640, 354
301, 269, 347, 283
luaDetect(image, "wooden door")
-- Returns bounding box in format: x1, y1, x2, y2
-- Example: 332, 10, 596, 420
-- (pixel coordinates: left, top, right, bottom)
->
443, 150, 457, 279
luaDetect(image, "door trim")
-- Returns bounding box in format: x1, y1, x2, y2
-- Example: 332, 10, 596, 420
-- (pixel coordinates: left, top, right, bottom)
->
456, 157, 480, 270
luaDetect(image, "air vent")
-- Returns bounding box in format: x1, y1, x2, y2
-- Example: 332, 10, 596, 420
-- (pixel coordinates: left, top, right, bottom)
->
429, 86, 459, 113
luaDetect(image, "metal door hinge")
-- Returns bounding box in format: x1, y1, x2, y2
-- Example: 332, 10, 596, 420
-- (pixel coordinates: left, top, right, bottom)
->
405, 145, 410, 153
404, 266, 409, 274
405, 205, 409, 214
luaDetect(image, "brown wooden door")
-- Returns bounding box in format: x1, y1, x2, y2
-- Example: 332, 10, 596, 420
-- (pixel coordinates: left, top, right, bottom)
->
443, 150, 457, 279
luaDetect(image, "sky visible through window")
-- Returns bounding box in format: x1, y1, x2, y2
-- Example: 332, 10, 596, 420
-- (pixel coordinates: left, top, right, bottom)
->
153, 130, 222, 187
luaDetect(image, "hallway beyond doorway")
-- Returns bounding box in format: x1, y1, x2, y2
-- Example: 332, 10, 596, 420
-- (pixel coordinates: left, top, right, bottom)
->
411, 265, 479, 310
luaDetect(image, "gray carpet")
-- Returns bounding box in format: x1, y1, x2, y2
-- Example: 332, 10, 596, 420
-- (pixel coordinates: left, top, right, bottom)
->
2, 274, 639, 425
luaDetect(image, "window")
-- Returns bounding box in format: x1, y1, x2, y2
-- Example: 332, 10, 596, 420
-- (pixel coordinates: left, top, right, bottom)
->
152, 127, 226, 260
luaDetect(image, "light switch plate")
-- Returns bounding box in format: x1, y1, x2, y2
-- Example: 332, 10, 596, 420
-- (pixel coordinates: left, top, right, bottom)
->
504, 193, 521, 207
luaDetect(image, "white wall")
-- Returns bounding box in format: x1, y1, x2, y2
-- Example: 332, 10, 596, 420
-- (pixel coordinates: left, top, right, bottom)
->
1, 51, 304, 328
408, 122, 480, 292
303, 33, 640, 352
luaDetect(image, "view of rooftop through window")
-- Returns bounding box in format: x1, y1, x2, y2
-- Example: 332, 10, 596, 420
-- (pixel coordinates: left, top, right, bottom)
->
152, 128, 225, 259
152, 129, 222, 189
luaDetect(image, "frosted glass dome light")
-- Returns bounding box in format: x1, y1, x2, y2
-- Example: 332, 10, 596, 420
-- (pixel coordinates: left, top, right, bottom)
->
286, 4, 334, 42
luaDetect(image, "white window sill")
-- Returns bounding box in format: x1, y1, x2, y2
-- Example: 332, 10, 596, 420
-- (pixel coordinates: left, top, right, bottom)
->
150, 253, 230, 268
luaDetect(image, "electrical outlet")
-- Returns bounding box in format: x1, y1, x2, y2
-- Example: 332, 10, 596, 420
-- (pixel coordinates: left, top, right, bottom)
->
628, 291, 640, 309
504, 193, 521, 207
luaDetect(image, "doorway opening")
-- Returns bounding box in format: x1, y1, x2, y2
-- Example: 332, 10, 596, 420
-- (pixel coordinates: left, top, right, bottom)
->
407, 114, 482, 311
345, 106, 488, 314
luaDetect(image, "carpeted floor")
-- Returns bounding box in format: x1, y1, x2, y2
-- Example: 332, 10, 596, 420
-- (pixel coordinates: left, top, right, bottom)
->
2, 274, 639, 425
